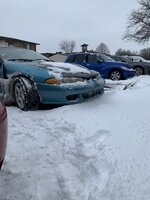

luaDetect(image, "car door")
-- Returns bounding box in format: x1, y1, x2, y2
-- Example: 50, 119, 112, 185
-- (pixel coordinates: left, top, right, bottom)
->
72, 54, 87, 67
72, 54, 101, 71
85, 54, 103, 72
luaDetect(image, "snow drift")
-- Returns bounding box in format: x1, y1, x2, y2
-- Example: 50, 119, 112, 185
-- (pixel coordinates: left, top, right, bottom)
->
0, 75, 150, 200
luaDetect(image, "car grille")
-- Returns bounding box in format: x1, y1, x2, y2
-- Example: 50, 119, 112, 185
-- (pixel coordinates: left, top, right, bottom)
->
66, 89, 103, 101
61, 77, 85, 83
61, 72, 99, 83
82, 89, 103, 99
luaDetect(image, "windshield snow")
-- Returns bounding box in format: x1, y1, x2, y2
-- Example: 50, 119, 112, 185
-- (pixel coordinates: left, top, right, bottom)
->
0, 47, 49, 61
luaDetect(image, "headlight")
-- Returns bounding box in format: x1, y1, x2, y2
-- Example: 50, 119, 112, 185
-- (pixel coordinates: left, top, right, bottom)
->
45, 78, 60, 84
61, 77, 84, 83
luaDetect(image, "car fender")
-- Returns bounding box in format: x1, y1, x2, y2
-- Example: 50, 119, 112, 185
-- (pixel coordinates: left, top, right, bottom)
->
0, 72, 39, 105
99, 65, 123, 78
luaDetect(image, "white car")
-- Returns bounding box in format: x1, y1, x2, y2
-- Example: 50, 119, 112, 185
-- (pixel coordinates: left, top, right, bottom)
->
128, 56, 150, 63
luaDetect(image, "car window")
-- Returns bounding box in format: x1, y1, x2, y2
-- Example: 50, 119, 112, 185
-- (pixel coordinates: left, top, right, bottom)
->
74, 54, 86, 62
112, 56, 127, 62
67, 55, 75, 62
100, 54, 113, 61
87, 54, 99, 62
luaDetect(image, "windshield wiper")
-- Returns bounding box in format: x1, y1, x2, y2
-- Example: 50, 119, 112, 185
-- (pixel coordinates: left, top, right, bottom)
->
8, 58, 34, 62
32, 58, 51, 61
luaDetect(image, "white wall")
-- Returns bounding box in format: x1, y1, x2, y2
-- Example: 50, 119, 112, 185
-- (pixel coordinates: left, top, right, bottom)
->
0, 40, 5, 47
49, 54, 67, 62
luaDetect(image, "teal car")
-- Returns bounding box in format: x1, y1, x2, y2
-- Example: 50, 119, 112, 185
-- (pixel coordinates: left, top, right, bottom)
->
0, 47, 105, 111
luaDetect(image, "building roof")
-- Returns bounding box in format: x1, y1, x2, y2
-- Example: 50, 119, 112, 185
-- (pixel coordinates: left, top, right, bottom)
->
0, 36, 40, 45
81, 43, 89, 47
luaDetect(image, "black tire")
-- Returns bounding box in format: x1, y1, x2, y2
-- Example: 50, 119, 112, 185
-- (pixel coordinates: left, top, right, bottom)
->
0, 159, 4, 170
134, 66, 144, 76
109, 69, 123, 80
13, 77, 40, 111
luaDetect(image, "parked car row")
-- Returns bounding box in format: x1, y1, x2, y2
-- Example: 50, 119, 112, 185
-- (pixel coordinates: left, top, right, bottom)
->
65, 52, 135, 80
0, 47, 105, 111
1, 47, 149, 113
110, 55, 150, 76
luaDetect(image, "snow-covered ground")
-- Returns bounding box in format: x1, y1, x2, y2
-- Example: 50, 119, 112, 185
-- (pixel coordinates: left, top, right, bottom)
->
0, 75, 150, 200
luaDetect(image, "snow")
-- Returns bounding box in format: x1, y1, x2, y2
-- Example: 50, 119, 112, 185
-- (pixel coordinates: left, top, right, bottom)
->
41, 61, 91, 74
0, 75, 150, 200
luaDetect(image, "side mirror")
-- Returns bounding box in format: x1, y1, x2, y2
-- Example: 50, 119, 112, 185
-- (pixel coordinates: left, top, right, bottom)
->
97, 60, 102, 63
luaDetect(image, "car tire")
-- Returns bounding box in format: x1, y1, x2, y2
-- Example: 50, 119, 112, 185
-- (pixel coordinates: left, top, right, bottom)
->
13, 77, 40, 111
0, 159, 4, 170
134, 66, 144, 76
109, 69, 123, 80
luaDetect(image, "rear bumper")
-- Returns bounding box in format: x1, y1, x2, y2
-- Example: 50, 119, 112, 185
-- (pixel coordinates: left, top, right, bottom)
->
37, 78, 105, 104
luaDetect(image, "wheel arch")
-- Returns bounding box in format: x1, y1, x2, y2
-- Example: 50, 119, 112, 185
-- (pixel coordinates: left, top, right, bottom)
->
10, 73, 38, 97
133, 65, 145, 75
6, 73, 40, 107
12, 73, 40, 111
11, 72, 35, 85
108, 68, 124, 80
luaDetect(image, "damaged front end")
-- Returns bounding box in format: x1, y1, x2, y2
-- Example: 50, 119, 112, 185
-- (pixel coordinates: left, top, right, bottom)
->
61, 70, 101, 84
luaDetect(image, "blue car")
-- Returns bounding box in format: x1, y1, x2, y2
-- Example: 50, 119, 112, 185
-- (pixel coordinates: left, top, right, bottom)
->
65, 52, 135, 80
0, 47, 105, 111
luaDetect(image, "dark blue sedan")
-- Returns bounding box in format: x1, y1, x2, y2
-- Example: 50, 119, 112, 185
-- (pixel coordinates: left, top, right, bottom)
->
65, 52, 135, 80
0, 47, 105, 111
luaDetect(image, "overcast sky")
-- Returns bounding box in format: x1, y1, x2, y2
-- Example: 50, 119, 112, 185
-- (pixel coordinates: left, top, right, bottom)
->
1, 0, 149, 54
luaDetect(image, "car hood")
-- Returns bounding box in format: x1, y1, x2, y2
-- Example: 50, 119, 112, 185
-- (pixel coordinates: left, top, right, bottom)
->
4, 60, 99, 80
39, 61, 92, 74
37, 61, 99, 79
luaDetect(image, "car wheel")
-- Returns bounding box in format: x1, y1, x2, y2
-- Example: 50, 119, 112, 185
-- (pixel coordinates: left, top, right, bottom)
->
134, 66, 144, 76
109, 69, 123, 80
13, 77, 40, 111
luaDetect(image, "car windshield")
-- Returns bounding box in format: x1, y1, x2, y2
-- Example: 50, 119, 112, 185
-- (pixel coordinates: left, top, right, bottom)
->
0, 47, 49, 61
99, 54, 113, 61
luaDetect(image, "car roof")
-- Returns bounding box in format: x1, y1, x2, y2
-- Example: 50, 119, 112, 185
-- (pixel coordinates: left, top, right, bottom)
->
0, 47, 25, 50
69, 52, 102, 56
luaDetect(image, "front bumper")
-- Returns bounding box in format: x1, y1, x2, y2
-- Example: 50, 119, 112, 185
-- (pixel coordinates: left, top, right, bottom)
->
123, 69, 136, 79
37, 78, 105, 104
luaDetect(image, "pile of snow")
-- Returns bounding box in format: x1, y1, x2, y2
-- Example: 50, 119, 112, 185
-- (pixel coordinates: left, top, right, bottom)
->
0, 75, 150, 200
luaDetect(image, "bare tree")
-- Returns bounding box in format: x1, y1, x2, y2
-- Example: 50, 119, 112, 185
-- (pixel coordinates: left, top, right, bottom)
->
115, 48, 138, 56
59, 40, 76, 53
96, 43, 110, 54
123, 0, 150, 43
140, 47, 150, 59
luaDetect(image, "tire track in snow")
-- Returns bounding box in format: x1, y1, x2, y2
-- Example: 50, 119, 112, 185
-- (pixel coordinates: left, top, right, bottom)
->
53, 125, 113, 200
